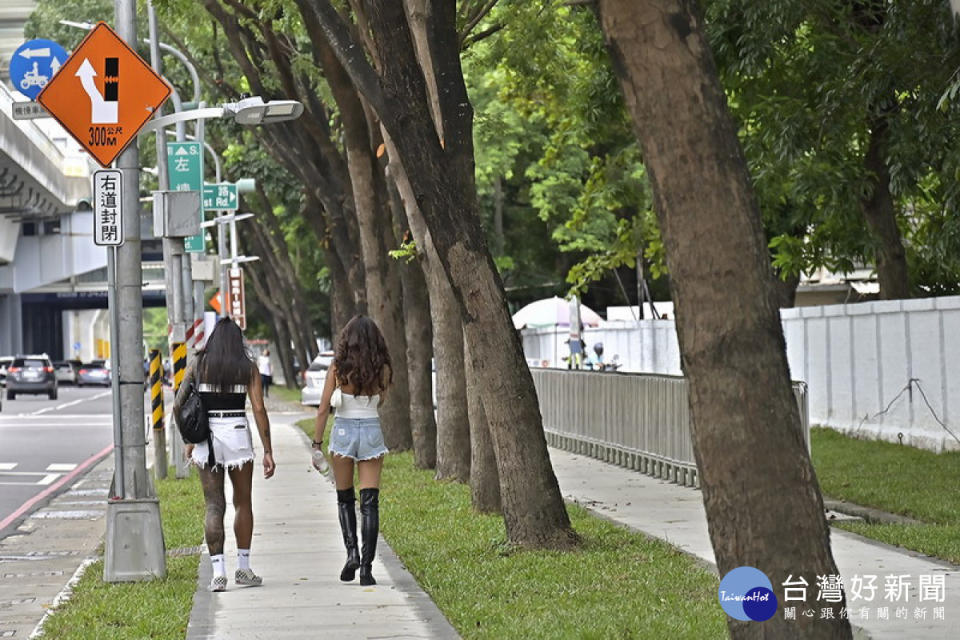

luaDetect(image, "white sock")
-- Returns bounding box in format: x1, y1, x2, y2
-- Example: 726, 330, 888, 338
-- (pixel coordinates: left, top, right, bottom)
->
210, 553, 226, 578
238, 549, 251, 571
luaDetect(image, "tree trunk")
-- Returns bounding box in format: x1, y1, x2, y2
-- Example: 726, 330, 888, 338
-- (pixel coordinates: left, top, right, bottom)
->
387, 177, 438, 469
772, 272, 800, 309
386, 151, 470, 481
245, 217, 313, 378
598, 2, 851, 637
247, 191, 318, 363
861, 116, 910, 300
402, 0, 470, 480
465, 336, 501, 513
311, 32, 412, 452
493, 174, 505, 257
307, 0, 577, 549
327, 249, 355, 341
245, 258, 297, 388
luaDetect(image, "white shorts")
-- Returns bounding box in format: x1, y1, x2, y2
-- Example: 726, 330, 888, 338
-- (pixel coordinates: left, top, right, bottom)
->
191, 415, 255, 470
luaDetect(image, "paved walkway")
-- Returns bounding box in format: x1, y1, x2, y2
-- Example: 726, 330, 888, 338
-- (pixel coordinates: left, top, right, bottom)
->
548, 447, 959, 640
186, 413, 458, 640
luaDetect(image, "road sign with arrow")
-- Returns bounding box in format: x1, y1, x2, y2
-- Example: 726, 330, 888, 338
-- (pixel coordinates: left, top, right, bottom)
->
36, 22, 171, 168
203, 183, 238, 211
9, 38, 68, 100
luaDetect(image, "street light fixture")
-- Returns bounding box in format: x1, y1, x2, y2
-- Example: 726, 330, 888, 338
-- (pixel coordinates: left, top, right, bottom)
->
222, 96, 304, 125
140, 99, 303, 135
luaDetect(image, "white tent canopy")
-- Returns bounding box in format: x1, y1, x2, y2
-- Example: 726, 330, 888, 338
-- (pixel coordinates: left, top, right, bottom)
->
512, 296, 603, 330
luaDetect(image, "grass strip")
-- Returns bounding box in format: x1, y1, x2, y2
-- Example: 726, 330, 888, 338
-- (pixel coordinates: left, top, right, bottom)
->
832, 522, 960, 565
810, 427, 960, 523
36, 468, 205, 640
811, 427, 960, 565
297, 419, 726, 639
269, 384, 302, 406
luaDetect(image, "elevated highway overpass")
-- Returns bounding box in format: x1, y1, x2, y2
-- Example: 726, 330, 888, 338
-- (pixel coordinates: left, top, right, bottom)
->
0, 80, 164, 360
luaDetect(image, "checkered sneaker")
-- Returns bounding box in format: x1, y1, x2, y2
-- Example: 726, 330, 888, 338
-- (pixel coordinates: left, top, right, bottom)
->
209, 575, 227, 592
235, 568, 263, 586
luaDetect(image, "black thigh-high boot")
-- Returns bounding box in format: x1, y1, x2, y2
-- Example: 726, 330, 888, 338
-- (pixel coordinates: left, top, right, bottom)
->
358, 488, 379, 586
337, 488, 360, 581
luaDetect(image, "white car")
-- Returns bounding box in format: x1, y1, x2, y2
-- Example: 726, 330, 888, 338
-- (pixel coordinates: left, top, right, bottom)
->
301, 351, 335, 406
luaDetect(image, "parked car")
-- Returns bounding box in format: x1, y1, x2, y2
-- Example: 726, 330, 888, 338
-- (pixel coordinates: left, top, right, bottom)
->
0, 356, 13, 388
301, 351, 335, 406
77, 361, 111, 387
53, 360, 80, 385
6, 355, 58, 400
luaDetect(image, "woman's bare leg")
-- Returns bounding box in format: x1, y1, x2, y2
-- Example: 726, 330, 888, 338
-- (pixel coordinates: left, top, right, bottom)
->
198, 465, 226, 554
357, 456, 383, 489
331, 454, 356, 490
228, 461, 254, 549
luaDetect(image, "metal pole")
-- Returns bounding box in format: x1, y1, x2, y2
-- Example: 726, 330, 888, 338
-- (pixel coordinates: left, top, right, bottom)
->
107, 247, 123, 498
104, 0, 166, 583
116, 0, 148, 501
148, 1, 170, 480
143, 39, 200, 105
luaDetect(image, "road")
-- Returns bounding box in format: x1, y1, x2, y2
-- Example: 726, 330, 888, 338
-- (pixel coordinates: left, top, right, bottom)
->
0, 385, 116, 538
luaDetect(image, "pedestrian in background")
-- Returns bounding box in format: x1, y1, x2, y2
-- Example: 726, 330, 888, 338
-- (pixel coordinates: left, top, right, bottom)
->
312, 315, 391, 586
257, 348, 273, 398
175, 318, 276, 592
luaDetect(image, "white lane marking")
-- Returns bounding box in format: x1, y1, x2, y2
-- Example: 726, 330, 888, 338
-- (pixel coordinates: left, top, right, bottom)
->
37, 474, 60, 486
29, 390, 112, 416
0, 414, 112, 420
0, 481, 52, 486
0, 463, 16, 471
0, 424, 112, 430
52, 398, 85, 410
46, 463, 78, 472
0, 471, 57, 476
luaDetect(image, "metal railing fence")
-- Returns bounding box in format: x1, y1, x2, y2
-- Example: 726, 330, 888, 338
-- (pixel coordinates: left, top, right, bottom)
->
530, 368, 810, 488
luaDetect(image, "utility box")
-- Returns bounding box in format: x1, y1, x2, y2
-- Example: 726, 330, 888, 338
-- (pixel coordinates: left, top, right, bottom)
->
153, 190, 201, 238
191, 253, 216, 282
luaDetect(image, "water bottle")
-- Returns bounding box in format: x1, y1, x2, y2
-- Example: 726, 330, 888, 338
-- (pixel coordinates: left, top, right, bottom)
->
312, 449, 329, 475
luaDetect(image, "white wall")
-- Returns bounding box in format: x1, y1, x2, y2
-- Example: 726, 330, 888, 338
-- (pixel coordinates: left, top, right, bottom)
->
522, 295, 960, 452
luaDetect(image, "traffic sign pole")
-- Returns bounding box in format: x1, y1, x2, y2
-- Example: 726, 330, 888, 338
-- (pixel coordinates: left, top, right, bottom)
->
103, 0, 166, 584
147, 1, 188, 481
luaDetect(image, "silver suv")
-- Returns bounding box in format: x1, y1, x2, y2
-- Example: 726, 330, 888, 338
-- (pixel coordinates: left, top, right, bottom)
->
6, 355, 58, 400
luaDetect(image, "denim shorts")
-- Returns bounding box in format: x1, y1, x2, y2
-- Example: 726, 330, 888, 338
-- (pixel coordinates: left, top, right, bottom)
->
329, 417, 389, 461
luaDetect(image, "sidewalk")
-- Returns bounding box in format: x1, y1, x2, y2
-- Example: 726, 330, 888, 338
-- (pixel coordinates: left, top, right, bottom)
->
548, 448, 958, 640
0, 456, 113, 639
186, 413, 459, 640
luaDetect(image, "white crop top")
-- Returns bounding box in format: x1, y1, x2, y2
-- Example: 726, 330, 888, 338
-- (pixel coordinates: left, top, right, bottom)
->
337, 392, 380, 419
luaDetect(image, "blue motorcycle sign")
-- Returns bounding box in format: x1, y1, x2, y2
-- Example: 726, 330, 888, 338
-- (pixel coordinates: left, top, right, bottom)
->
9, 39, 69, 100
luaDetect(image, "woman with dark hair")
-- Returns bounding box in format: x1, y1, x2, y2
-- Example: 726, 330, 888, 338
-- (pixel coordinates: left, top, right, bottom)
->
312, 315, 391, 586
174, 317, 275, 592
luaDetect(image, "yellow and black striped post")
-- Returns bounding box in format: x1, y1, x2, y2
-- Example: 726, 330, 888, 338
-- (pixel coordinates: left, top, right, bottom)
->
172, 342, 187, 392
149, 350, 163, 431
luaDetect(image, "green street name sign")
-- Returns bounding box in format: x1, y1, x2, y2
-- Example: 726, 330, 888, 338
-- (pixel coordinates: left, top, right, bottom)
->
167, 141, 204, 252
203, 182, 238, 211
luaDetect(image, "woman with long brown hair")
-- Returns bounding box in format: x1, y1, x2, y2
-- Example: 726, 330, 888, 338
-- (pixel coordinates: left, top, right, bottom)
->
175, 317, 275, 592
312, 315, 391, 586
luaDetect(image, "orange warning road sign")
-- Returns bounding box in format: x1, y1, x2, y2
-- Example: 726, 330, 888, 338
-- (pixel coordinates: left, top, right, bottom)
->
37, 22, 170, 167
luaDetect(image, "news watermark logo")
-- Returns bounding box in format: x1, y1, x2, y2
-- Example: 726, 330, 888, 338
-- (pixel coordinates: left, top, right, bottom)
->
718, 566, 778, 622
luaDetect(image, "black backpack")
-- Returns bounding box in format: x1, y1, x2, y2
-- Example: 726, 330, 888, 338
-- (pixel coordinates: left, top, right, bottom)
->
177, 376, 209, 444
